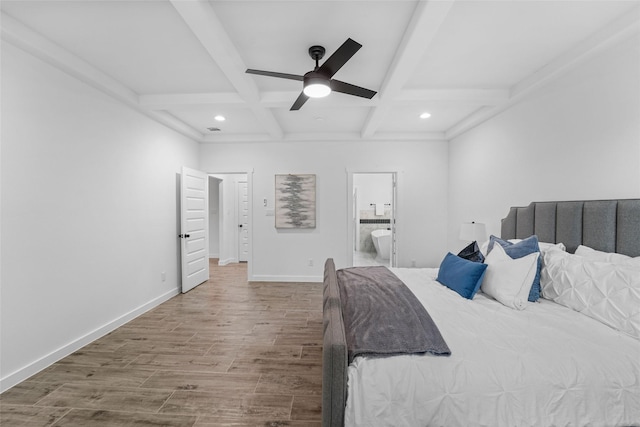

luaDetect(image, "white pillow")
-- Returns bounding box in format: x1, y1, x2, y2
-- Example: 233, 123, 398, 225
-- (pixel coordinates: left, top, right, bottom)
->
575, 244, 638, 265
479, 238, 526, 256
479, 240, 490, 257
481, 238, 565, 257
507, 239, 567, 254
542, 250, 640, 340
538, 242, 566, 253
481, 244, 539, 310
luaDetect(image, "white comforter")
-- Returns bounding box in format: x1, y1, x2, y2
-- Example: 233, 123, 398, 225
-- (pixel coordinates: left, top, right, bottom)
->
344, 268, 640, 427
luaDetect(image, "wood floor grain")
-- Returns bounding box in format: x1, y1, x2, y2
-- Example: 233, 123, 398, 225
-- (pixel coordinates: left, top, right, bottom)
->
0, 260, 323, 426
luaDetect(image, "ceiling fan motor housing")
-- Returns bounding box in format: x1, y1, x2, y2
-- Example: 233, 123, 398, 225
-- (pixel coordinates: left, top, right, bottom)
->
304, 70, 329, 84
308, 45, 326, 62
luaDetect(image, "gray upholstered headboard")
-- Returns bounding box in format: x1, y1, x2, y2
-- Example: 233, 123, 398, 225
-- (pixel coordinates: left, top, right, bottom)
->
501, 199, 640, 257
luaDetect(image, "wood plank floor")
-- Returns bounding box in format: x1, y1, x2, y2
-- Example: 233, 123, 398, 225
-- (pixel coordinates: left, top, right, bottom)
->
0, 260, 323, 426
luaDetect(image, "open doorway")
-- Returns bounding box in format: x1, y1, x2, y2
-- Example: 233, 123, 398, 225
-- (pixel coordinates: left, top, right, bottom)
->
350, 172, 396, 267
208, 173, 249, 268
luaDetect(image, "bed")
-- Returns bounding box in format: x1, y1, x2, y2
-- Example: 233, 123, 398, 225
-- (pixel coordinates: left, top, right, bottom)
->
322, 199, 640, 427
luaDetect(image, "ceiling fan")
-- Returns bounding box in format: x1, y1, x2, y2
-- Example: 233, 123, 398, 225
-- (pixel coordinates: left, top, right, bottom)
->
246, 38, 377, 111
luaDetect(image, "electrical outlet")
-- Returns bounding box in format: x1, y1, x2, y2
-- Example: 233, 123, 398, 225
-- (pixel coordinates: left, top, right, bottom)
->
308, 259, 314, 267
161, 271, 166, 282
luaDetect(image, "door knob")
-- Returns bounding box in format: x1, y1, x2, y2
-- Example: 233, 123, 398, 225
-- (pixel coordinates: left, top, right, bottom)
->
178, 234, 191, 238
238, 224, 243, 228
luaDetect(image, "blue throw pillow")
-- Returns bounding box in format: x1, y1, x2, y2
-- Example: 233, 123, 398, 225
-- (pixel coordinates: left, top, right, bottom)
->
436, 252, 488, 300
488, 235, 541, 301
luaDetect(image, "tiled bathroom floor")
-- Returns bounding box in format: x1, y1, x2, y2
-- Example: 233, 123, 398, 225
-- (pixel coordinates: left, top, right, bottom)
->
353, 251, 390, 267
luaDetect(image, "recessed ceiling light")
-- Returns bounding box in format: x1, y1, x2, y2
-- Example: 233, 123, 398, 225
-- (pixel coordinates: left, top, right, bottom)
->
419, 112, 431, 119
214, 115, 226, 122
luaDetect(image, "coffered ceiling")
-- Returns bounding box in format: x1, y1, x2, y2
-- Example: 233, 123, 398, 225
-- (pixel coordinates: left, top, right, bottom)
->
2, 0, 639, 143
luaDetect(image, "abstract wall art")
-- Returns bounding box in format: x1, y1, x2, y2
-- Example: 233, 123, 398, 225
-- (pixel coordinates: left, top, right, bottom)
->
275, 174, 316, 229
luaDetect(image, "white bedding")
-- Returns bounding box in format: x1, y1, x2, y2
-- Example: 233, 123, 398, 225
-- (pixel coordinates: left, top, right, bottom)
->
344, 267, 640, 427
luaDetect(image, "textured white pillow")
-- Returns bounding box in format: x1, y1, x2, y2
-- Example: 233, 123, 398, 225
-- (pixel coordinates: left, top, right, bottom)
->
481, 244, 539, 310
575, 244, 633, 264
542, 250, 640, 340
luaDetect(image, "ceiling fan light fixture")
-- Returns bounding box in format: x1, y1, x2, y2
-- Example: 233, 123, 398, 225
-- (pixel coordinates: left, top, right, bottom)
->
304, 83, 331, 98
303, 72, 331, 98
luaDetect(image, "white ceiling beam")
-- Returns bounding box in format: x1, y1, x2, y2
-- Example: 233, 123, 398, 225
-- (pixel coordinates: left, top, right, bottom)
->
446, 5, 640, 140
262, 89, 507, 108
361, 0, 455, 139
283, 132, 446, 142
204, 132, 369, 143
139, 92, 245, 109
202, 131, 446, 144
170, 0, 283, 139
140, 90, 375, 110
202, 133, 273, 143
139, 87, 504, 111
150, 111, 209, 141
510, 5, 640, 101
0, 13, 138, 105
397, 89, 509, 105
0, 12, 204, 142
371, 132, 446, 141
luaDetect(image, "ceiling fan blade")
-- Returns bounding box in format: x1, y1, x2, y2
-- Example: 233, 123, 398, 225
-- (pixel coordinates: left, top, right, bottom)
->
290, 92, 309, 110
330, 80, 377, 99
246, 69, 304, 81
317, 38, 361, 78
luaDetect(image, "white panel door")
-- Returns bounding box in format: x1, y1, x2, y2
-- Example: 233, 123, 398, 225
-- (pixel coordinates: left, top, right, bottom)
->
391, 173, 397, 268
237, 180, 249, 262
180, 167, 209, 293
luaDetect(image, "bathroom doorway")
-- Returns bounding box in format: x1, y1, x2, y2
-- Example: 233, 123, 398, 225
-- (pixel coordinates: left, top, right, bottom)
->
349, 172, 396, 267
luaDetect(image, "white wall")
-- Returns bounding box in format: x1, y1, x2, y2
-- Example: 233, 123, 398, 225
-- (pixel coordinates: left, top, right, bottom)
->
0, 42, 199, 391
447, 34, 640, 252
354, 173, 393, 212
200, 139, 449, 279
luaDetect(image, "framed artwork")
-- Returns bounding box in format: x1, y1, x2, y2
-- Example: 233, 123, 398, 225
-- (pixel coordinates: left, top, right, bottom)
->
275, 174, 316, 229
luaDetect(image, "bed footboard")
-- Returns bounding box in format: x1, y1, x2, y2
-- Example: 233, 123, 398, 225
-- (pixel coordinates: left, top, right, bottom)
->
322, 258, 347, 427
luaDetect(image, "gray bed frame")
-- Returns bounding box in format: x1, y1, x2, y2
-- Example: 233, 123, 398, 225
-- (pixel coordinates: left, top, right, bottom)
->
322, 199, 640, 427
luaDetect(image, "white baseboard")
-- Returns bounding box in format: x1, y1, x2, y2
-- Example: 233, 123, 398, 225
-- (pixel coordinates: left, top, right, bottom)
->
249, 274, 323, 283
0, 287, 180, 393
208, 253, 219, 259
218, 257, 238, 266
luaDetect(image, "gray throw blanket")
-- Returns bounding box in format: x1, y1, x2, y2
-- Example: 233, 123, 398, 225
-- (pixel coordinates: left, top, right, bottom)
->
337, 266, 450, 362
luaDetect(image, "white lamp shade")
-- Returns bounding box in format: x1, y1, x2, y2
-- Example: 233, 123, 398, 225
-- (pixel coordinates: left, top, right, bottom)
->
459, 222, 487, 242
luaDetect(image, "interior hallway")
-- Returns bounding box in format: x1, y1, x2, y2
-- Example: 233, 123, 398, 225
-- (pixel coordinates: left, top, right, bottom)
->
0, 260, 323, 426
